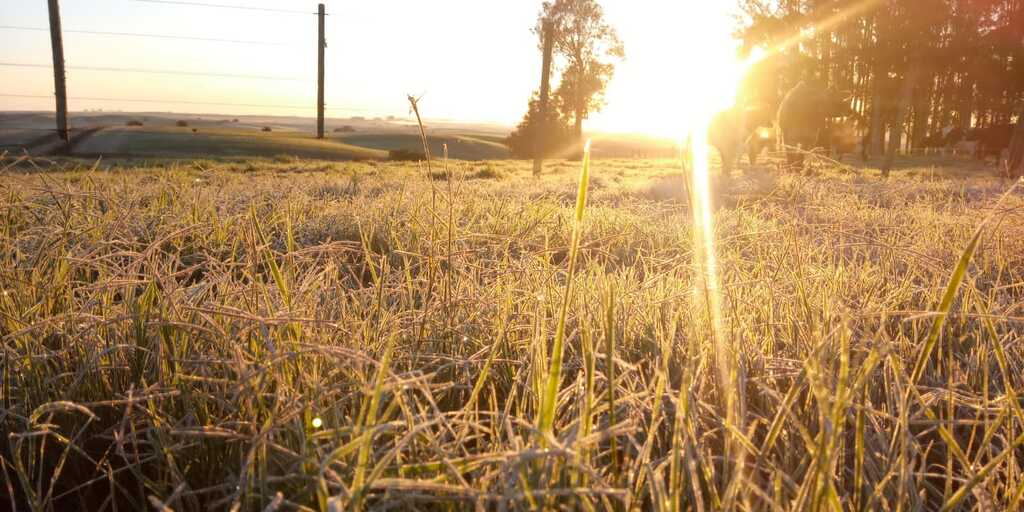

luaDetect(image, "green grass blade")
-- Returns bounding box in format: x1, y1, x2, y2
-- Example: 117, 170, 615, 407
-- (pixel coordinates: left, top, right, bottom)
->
538, 140, 592, 438
909, 226, 982, 386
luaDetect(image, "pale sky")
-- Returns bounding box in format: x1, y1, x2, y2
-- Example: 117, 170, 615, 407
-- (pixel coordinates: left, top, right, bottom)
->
1, 0, 741, 136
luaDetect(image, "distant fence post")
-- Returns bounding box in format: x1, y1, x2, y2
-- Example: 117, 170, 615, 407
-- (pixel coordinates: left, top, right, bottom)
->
533, 20, 554, 176
316, 3, 326, 139
46, 0, 70, 143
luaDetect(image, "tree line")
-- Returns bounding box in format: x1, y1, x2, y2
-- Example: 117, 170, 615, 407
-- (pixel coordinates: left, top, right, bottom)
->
507, 0, 1023, 172
737, 0, 1022, 157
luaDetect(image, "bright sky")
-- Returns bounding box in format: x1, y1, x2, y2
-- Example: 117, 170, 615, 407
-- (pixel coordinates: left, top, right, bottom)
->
0, 0, 741, 136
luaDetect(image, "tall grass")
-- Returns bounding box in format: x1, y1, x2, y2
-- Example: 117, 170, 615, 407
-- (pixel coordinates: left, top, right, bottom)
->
538, 139, 592, 439
0, 155, 1023, 510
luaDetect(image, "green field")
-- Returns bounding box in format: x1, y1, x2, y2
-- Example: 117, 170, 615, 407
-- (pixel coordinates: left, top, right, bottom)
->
70, 126, 388, 160
0, 112, 695, 162
1, 154, 1022, 510
334, 133, 511, 160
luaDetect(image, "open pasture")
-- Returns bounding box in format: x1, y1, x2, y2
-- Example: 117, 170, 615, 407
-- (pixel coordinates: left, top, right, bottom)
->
1, 155, 1023, 510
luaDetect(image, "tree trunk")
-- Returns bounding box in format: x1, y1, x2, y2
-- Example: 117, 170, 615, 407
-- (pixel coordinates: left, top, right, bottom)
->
957, 74, 974, 127
1009, 118, 1024, 178
911, 75, 931, 152
883, 63, 921, 177
868, 89, 885, 158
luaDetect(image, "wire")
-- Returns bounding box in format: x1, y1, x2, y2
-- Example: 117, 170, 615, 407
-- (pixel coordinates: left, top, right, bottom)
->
0, 93, 310, 110
0, 94, 52, 99
0, 62, 302, 81
131, 0, 317, 15
0, 93, 373, 112
0, 127, 76, 132
0, 25, 295, 46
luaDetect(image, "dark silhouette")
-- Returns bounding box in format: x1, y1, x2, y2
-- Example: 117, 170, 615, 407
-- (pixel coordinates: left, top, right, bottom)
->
709, 105, 773, 173
534, 0, 624, 149
532, 19, 555, 175
389, 149, 426, 162
1010, 118, 1024, 176
777, 82, 851, 170
747, 125, 777, 166
818, 118, 860, 161
507, 92, 575, 158
975, 124, 1015, 164
737, 0, 1023, 165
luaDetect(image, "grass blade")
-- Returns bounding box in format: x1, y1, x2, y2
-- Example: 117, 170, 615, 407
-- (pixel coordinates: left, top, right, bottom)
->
538, 140, 592, 438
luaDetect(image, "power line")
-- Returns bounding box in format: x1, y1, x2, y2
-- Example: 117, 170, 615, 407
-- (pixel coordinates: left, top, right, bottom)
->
0, 93, 373, 112
131, 0, 316, 15
0, 126, 78, 132
0, 93, 310, 110
0, 25, 295, 46
0, 62, 302, 81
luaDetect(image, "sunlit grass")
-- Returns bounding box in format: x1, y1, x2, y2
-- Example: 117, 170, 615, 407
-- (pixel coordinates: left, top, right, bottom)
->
538, 140, 592, 440
686, 113, 742, 504
0, 155, 1022, 510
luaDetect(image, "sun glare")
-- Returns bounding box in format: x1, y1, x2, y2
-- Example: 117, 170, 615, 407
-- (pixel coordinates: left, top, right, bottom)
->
671, 1, 748, 490
588, 2, 747, 137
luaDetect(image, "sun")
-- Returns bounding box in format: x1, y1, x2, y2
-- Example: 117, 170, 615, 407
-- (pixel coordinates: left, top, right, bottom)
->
593, 2, 747, 139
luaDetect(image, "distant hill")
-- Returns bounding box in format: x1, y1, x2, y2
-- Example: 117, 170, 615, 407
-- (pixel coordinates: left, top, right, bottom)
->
1, 111, 679, 161
335, 133, 510, 160
71, 126, 387, 160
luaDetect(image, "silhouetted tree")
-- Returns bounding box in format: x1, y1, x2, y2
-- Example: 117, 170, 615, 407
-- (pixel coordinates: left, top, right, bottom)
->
736, 0, 1023, 158
536, 0, 624, 142
1010, 115, 1024, 176
553, 59, 614, 138
507, 91, 575, 158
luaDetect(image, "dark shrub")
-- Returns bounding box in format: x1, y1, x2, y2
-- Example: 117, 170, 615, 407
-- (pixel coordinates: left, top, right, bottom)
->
334, 126, 356, 133
175, 120, 188, 127
471, 164, 504, 180
389, 149, 425, 161
126, 120, 144, 127
262, 127, 273, 132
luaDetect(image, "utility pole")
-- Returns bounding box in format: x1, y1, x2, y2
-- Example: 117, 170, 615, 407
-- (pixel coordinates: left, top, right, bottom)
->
47, 0, 69, 143
316, 4, 326, 139
533, 20, 554, 176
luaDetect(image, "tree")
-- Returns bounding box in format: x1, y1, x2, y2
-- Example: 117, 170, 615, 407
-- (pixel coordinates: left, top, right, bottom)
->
507, 92, 575, 159
1010, 115, 1024, 177
736, 0, 1023, 164
553, 59, 614, 135
536, 0, 624, 142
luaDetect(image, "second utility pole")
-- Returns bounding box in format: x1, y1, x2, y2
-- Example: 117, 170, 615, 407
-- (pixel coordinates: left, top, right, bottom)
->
316, 3, 326, 139
47, 0, 70, 143
533, 20, 554, 176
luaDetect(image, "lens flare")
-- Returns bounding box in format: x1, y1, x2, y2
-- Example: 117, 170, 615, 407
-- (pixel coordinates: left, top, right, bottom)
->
685, 105, 745, 506
676, 19, 766, 497
686, 112, 732, 412
312, 417, 323, 429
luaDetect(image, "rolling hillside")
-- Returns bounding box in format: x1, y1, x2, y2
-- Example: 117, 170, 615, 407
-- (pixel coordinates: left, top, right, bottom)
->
70, 126, 388, 160
334, 133, 510, 160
